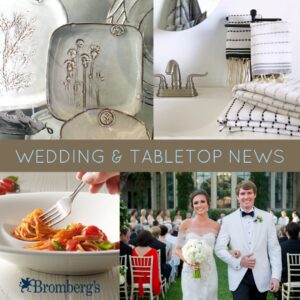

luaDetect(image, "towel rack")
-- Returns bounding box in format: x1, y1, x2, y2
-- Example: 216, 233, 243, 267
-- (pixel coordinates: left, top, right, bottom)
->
225, 9, 281, 27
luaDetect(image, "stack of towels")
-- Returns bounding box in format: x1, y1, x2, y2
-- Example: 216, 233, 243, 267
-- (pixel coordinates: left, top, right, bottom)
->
219, 21, 296, 136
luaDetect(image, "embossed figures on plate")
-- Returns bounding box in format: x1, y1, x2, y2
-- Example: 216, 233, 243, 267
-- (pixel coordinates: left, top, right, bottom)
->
63, 39, 104, 109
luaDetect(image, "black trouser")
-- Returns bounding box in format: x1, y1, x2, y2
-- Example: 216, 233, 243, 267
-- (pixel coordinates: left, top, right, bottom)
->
232, 269, 268, 300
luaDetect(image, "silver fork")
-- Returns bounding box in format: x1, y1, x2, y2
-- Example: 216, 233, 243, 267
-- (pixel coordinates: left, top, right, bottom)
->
39, 181, 86, 227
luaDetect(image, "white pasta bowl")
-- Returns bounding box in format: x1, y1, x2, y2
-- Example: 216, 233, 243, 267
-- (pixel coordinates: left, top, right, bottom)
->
0, 192, 119, 275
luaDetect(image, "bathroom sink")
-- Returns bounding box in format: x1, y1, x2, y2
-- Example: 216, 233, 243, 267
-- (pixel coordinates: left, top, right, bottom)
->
154, 87, 299, 139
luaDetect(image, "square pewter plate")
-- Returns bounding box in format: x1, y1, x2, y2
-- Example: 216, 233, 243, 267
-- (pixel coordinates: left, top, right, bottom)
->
47, 23, 143, 121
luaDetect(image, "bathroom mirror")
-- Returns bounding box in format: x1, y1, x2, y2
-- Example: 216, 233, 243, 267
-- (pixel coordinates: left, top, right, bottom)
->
159, 0, 221, 31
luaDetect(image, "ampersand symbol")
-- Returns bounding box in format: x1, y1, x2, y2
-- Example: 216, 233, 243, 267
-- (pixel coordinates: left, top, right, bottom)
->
112, 150, 122, 164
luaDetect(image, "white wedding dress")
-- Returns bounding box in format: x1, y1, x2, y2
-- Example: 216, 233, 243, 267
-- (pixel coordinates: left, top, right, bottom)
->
178, 229, 218, 300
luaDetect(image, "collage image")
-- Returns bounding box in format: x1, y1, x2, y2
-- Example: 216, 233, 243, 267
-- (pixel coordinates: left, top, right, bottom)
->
0, 0, 299, 300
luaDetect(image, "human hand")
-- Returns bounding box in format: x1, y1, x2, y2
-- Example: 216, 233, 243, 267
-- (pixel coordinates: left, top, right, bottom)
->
76, 172, 120, 194
230, 249, 241, 259
240, 253, 256, 269
269, 278, 280, 293
191, 263, 200, 270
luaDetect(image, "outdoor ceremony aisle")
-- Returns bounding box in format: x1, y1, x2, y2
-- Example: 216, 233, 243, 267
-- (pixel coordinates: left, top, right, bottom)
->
164, 257, 275, 300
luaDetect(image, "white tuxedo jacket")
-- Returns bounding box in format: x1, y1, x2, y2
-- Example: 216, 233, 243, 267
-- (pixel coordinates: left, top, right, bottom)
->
215, 208, 282, 292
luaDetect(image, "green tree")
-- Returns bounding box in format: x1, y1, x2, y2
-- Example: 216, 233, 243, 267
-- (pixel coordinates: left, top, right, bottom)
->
176, 172, 194, 210
125, 173, 151, 208
250, 173, 269, 209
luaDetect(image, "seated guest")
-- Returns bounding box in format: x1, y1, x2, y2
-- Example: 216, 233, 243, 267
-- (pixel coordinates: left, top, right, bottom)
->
131, 230, 161, 297
152, 220, 159, 227
159, 225, 172, 261
292, 211, 300, 223
150, 226, 172, 280
120, 227, 132, 284
129, 224, 144, 247
278, 226, 288, 244
281, 222, 300, 283
160, 224, 178, 283
217, 213, 226, 225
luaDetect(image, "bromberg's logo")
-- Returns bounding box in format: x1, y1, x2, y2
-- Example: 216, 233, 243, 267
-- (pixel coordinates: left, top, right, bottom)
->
19, 278, 101, 296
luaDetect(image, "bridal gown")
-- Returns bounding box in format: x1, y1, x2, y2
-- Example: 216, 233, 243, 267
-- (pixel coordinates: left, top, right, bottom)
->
178, 229, 218, 300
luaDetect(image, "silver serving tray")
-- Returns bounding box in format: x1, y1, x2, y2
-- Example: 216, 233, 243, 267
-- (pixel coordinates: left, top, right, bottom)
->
47, 23, 143, 121
0, 0, 67, 110
106, 0, 153, 105
60, 108, 150, 139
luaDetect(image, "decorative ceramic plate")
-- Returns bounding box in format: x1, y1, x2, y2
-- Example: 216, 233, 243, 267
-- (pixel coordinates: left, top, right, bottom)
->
47, 23, 143, 121
60, 108, 150, 139
0, 192, 119, 275
106, 0, 153, 105
0, 0, 67, 111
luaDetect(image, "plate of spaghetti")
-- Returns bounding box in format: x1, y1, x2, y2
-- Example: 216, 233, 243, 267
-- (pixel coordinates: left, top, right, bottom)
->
0, 192, 119, 275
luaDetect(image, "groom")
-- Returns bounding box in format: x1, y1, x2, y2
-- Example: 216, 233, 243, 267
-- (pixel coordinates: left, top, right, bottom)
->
215, 180, 281, 300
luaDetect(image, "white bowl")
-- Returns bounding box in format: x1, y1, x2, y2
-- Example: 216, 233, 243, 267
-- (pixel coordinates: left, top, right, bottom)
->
0, 192, 119, 275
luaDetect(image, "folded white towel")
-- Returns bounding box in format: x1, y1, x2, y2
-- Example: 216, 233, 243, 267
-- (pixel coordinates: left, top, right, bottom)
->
233, 79, 300, 118
251, 21, 292, 77
218, 98, 300, 136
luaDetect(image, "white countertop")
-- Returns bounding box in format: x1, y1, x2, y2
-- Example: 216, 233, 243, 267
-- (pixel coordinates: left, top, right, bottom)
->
0, 172, 119, 300
154, 87, 300, 139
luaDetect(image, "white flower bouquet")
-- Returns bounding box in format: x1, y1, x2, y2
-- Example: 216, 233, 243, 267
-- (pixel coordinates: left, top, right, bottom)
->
119, 265, 127, 285
182, 239, 212, 279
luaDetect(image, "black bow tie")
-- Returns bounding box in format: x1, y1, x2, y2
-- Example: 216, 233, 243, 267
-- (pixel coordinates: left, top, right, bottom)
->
241, 211, 254, 218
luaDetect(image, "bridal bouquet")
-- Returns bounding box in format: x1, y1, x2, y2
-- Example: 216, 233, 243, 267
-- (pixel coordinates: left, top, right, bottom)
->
182, 239, 212, 279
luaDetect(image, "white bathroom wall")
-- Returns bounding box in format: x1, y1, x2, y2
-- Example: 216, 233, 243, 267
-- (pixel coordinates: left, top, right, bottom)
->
154, 0, 300, 87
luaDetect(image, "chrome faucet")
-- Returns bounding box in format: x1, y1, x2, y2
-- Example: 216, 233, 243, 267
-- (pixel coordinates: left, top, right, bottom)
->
154, 59, 208, 97
165, 59, 182, 89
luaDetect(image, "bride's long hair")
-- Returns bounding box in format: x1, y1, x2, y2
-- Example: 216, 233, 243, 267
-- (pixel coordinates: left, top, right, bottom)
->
189, 189, 210, 210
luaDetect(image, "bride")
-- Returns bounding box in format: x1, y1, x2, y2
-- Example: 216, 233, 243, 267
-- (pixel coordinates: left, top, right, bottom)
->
175, 190, 220, 300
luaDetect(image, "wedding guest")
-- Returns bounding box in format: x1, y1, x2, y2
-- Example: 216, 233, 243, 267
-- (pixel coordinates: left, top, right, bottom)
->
280, 222, 300, 283
277, 226, 288, 244
173, 209, 183, 225
129, 224, 144, 247
278, 210, 289, 226
76, 172, 120, 194
185, 212, 192, 219
159, 225, 172, 261
129, 209, 138, 228
150, 226, 172, 280
160, 224, 177, 283
216, 180, 281, 300
120, 227, 132, 284
156, 209, 164, 225
152, 220, 159, 227
140, 209, 148, 226
147, 208, 155, 226
269, 210, 278, 225
217, 213, 226, 224
292, 211, 300, 223
131, 230, 161, 297
164, 210, 172, 224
